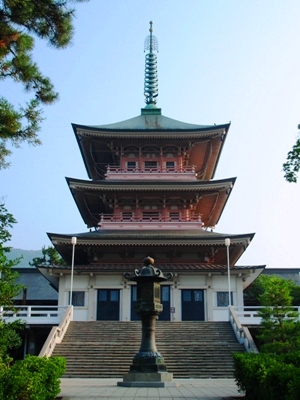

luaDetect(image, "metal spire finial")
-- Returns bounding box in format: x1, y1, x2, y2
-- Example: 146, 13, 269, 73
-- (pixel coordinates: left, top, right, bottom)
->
144, 21, 158, 106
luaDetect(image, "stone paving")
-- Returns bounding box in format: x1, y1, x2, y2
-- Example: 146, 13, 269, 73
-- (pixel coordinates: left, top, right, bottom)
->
59, 378, 244, 400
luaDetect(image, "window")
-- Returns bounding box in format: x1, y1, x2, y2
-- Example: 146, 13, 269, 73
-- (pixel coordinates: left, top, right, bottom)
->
132, 285, 137, 301
98, 289, 119, 302
127, 161, 136, 169
144, 161, 158, 169
161, 286, 170, 302
194, 290, 203, 302
110, 290, 119, 302
69, 291, 85, 307
166, 161, 175, 169
182, 290, 192, 302
217, 292, 233, 307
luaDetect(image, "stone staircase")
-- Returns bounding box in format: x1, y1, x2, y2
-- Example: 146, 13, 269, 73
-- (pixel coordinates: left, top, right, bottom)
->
52, 321, 245, 378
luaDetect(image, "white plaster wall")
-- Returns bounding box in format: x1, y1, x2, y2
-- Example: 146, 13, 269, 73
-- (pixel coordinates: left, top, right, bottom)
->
122, 285, 131, 321
178, 274, 207, 287
171, 285, 181, 321
57, 271, 247, 322
211, 274, 240, 321
72, 309, 89, 321
94, 275, 123, 287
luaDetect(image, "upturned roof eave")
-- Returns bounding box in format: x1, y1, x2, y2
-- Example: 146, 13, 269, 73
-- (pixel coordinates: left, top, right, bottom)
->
211, 123, 230, 179
72, 121, 230, 180
48, 230, 255, 244
66, 177, 236, 228
38, 263, 266, 273
72, 120, 231, 135
66, 176, 236, 191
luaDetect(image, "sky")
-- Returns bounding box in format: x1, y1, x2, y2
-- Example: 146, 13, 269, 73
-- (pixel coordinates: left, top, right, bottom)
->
1, 0, 300, 267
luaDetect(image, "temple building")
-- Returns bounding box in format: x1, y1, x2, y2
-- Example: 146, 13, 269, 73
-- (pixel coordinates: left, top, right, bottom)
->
41, 22, 264, 322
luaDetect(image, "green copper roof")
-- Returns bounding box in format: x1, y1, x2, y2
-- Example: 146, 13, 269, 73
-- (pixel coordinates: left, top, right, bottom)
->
87, 114, 217, 131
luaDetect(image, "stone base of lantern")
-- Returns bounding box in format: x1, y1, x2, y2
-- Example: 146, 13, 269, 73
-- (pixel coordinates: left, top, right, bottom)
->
118, 371, 174, 387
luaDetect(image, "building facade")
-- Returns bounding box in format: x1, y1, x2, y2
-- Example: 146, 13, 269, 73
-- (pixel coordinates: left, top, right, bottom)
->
41, 23, 264, 322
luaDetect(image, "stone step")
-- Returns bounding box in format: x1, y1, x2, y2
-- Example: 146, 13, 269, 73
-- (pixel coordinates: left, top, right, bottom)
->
52, 321, 245, 379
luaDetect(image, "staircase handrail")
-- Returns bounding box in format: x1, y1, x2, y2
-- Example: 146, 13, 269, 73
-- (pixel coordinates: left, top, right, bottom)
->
39, 306, 73, 358
229, 306, 259, 353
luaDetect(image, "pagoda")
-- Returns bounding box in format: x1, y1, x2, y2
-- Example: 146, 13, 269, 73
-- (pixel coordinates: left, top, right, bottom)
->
45, 22, 263, 322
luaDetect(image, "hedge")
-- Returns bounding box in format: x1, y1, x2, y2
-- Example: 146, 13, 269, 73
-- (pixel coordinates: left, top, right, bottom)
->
233, 353, 300, 400
0, 356, 66, 400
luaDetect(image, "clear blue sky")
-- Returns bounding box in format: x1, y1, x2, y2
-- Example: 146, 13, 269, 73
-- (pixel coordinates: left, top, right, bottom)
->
1, 0, 300, 267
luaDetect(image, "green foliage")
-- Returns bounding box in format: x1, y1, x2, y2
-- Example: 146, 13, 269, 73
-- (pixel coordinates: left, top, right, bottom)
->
0, 203, 22, 309
29, 245, 66, 267
0, 320, 24, 365
0, 202, 16, 249
283, 133, 300, 183
245, 274, 271, 305
0, 0, 88, 168
245, 274, 300, 306
257, 275, 300, 354
233, 353, 300, 400
0, 251, 22, 309
0, 355, 66, 400
234, 275, 300, 399
0, 203, 24, 367
290, 283, 300, 305
258, 275, 293, 307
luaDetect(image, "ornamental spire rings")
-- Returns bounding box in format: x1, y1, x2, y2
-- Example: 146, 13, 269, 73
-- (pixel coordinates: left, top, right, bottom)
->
144, 21, 159, 106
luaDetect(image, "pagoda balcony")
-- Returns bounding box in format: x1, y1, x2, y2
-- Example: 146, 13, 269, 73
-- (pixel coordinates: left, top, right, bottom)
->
105, 165, 196, 181
98, 214, 204, 230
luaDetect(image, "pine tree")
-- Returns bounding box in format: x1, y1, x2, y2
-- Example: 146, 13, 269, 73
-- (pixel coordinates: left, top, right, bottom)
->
283, 132, 300, 183
0, 203, 22, 309
29, 245, 66, 267
257, 275, 300, 354
0, 0, 88, 168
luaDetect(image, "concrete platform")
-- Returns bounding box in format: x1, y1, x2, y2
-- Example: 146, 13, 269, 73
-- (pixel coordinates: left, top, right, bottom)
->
59, 378, 244, 399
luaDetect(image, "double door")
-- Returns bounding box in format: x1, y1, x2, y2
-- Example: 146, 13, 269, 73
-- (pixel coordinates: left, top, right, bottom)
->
97, 289, 120, 320
181, 289, 205, 321
96, 287, 205, 321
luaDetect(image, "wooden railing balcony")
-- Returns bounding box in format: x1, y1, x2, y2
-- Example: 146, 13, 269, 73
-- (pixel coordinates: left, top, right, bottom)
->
229, 305, 300, 352
98, 213, 204, 230
105, 165, 196, 180
232, 305, 300, 326
1, 306, 68, 325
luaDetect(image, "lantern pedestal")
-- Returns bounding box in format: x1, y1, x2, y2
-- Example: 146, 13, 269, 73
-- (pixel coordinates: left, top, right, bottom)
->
118, 257, 173, 387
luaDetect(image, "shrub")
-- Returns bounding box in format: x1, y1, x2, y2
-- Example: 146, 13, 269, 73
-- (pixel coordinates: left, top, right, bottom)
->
287, 368, 300, 400
234, 353, 275, 400
0, 356, 66, 400
233, 353, 300, 400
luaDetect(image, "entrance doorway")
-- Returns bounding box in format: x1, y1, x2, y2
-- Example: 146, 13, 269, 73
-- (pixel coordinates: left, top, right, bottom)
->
97, 289, 120, 320
159, 285, 171, 321
181, 289, 205, 321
